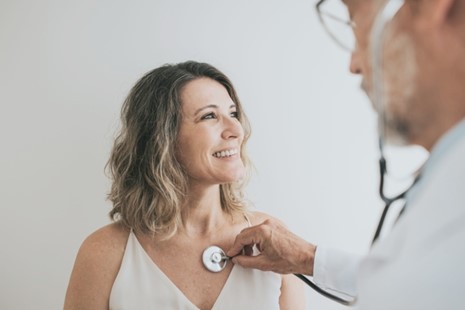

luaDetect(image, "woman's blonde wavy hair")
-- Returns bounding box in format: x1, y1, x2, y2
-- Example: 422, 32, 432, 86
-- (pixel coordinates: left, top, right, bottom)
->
106, 61, 251, 237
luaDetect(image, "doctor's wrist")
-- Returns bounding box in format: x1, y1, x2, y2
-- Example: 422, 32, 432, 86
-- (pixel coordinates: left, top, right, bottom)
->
300, 242, 316, 276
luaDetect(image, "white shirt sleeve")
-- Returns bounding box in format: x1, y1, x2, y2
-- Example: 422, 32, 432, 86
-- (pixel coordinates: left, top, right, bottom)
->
312, 246, 363, 298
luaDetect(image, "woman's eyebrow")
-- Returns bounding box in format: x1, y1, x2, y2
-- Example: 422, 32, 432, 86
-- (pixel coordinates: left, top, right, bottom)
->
194, 104, 218, 116
194, 104, 236, 115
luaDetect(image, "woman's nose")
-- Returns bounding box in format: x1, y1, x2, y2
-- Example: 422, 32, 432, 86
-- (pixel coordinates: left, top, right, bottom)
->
221, 116, 243, 140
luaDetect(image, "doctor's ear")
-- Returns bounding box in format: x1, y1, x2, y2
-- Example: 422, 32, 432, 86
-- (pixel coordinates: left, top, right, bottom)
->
415, 0, 456, 25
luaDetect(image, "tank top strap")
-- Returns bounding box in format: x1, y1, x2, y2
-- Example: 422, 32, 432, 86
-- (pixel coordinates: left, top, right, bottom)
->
243, 213, 252, 227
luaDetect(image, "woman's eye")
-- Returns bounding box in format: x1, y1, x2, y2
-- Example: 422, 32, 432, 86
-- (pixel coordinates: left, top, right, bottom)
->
231, 111, 239, 118
201, 112, 216, 120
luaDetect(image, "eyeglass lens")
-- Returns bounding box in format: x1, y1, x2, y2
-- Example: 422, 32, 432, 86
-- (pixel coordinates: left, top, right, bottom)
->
318, 0, 355, 51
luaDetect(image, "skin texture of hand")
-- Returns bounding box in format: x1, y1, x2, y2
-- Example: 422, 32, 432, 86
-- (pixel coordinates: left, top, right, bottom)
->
226, 219, 316, 275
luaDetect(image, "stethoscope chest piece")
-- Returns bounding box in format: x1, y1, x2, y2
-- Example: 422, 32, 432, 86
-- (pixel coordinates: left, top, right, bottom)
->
202, 245, 228, 272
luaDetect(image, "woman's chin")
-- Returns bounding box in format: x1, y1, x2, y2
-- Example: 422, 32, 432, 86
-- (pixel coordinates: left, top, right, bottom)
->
218, 170, 245, 184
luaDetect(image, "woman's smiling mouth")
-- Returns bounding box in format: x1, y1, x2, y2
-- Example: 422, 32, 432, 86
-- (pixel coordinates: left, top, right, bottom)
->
212, 148, 239, 158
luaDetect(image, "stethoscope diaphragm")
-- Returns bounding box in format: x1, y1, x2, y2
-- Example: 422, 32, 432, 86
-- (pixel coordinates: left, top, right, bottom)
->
202, 245, 229, 272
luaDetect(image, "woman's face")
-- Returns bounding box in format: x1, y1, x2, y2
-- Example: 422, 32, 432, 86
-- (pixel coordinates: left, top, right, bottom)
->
176, 78, 245, 186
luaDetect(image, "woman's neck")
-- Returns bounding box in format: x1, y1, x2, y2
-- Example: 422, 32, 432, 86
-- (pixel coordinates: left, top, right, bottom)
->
179, 184, 230, 237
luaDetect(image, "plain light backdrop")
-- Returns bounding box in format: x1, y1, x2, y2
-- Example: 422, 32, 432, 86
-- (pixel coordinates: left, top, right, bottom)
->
0, 0, 426, 309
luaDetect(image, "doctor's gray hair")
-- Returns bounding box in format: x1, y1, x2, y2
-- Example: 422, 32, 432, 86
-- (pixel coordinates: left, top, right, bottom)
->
106, 61, 251, 237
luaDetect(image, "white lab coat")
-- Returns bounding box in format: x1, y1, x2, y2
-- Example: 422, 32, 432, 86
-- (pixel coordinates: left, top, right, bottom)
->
314, 119, 465, 309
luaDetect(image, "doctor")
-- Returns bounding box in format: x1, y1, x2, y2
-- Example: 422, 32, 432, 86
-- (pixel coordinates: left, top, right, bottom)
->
228, 0, 465, 308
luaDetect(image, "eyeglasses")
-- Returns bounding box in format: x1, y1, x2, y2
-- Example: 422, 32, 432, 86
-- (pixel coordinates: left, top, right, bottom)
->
315, 0, 356, 52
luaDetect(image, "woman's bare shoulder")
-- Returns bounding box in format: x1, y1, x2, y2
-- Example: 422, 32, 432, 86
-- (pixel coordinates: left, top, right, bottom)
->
74, 222, 130, 278
80, 222, 130, 255
64, 222, 130, 309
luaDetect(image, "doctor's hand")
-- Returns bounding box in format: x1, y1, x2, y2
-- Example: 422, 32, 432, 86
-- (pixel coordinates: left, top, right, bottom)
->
227, 219, 316, 275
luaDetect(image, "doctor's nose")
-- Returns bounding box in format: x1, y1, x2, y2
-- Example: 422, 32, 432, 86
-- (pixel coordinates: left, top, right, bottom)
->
349, 50, 362, 75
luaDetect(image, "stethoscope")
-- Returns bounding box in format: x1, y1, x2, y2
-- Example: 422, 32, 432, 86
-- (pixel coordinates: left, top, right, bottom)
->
202, 246, 230, 273
203, 0, 418, 307
201, 244, 361, 305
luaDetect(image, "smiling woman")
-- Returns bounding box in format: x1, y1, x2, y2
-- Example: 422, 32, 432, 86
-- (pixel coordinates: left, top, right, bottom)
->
177, 78, 246, 186
63, 61, 305, 310
106, 62, 252, 238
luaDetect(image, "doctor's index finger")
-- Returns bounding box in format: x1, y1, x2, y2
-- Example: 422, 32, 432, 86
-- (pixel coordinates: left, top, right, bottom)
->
226, 225, 266, 257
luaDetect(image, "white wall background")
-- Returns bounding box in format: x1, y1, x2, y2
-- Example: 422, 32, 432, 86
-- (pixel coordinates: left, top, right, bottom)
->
0, 0, 426, 309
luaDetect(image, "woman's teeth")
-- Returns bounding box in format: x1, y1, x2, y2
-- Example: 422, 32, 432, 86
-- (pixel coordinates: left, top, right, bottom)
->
212, 149, 238, 158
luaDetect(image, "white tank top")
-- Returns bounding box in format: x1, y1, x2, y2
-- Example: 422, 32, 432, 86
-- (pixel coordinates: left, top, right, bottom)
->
109, 231, 281, 309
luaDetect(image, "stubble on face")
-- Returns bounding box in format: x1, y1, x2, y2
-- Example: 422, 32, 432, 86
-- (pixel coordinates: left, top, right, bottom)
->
381, 30, 418, 145
346, 0, 420, 146
356, 0, 418, 146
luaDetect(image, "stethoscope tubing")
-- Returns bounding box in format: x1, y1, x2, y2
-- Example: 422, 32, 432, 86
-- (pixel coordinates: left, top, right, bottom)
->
294, 273, 355, 306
